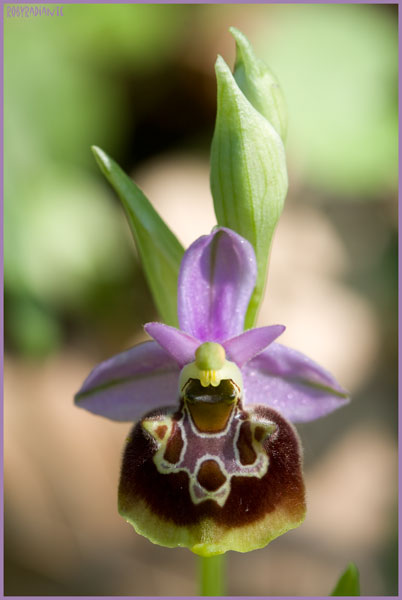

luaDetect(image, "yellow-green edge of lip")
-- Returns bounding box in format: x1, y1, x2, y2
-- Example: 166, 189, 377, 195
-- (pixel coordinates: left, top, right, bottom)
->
119, 495, 306, 556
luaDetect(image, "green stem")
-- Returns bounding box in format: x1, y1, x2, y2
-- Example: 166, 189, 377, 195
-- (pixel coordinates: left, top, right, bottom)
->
199, 555, 226, 596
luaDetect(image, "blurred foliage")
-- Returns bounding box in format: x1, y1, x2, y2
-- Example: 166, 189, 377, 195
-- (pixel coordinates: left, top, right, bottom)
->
4, 3, 397, 357
256, 4, 397, 197
4, 5, 193, 354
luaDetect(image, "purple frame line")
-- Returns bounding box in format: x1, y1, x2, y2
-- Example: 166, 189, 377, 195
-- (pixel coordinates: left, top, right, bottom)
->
1, 0, 400, 4
398, 1, 401, 599
1, 2, 399, 600
1, 0, 4, 595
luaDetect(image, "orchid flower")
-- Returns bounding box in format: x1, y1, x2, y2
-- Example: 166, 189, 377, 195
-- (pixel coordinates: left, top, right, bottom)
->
75, 227, 348, 557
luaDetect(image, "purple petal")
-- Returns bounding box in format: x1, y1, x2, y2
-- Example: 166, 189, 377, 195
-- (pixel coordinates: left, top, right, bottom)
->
178, 227, 257, 342
75, 341, 180, 421
223, 325, 285, 367
144, 322, 199, 367
242, 342, 349, 423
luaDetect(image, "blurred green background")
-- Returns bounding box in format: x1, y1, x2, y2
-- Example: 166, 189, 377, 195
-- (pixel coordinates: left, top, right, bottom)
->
4, 3, 398, 596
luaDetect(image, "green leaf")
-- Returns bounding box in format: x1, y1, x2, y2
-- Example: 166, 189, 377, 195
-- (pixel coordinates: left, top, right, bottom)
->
92, 146, 184, 326
231, 27, 287, 142
331, 563, 360, 596
210, 55, 288, 329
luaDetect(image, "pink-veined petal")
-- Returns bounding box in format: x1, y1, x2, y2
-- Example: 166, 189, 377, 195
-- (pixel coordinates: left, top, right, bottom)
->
75, 341, 180, 421
242, 342, 349, 423
144, 322, 200, 367
178, 227, 257, 342
223, 325, 285, 367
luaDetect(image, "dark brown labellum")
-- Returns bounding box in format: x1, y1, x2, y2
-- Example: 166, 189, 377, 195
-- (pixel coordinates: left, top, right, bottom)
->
118, 380, 305, 555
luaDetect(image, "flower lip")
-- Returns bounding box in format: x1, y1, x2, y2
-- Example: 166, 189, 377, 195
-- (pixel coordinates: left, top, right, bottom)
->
118, 403, 306, 555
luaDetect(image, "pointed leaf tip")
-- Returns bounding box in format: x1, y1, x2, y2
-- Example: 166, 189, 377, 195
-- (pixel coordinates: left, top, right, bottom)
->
331, 563, 360, 596
91, 145, 110, 175
214, 54, 233, 83
230, 27, 256, 70
91, 146, 184, 326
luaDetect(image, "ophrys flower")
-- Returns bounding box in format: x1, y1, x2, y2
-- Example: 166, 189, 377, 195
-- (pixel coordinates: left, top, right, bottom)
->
75, 227, 348, 556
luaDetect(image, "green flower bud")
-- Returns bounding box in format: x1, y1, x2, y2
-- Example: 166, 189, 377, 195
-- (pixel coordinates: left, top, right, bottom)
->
231, 26, 287, 141
210, 53, 288, 329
